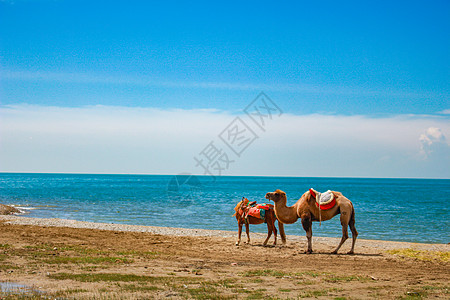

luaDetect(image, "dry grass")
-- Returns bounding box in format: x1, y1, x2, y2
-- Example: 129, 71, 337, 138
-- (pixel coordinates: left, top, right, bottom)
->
387, 248, 450, 262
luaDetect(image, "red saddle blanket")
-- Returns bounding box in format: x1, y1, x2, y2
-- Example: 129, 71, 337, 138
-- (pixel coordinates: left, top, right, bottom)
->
309, 188, 336, 210
246, 203, 273, 219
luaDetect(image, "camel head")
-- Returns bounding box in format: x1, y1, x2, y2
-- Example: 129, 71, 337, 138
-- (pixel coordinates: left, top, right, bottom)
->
265, 189, 286, 203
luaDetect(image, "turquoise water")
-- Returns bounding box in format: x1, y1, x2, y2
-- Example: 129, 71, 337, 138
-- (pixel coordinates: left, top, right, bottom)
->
0, 173, 449, 244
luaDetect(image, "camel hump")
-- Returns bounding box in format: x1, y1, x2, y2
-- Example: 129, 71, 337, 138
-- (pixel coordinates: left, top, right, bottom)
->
309, 188, 337, 210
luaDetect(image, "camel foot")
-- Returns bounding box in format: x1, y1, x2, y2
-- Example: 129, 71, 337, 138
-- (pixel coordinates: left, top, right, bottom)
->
331, 250, 338, 255
305, 249, 313, 254
235, 242, 240, 246
347, 250, 354, 255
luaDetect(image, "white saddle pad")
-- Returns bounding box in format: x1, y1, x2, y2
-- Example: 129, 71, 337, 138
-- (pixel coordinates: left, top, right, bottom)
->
310, 188, 334, 205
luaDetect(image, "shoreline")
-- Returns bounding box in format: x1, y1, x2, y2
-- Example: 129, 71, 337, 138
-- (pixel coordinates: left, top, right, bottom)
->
1, 215, 448, 252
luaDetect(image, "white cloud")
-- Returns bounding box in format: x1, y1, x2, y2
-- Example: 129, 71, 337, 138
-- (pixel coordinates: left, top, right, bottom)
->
419, 127, 449, 159
2, 70, 441, 98
1, 104, 449, 178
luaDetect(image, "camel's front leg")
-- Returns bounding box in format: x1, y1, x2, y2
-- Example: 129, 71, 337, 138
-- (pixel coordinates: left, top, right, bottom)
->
301, 216, 313, 254
272, 223, 277, 245
278, 222, 286, 245
245, 222, 250, 244
236, 222, 243, 246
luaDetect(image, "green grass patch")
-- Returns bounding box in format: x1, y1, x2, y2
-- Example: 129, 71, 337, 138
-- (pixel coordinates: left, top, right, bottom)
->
48, 272, 166, 283
400, 291, 427, 299
241, 269, 289, 278
53, 288, 89, 296
295, 271, 322, 277
43, 256, 132, 264
325, 274, 369, 283
300, 288, 342, 298
48, 272, 197, 284
296, 280, 314, 285
245, 292, 265, 299
422, 285, 449, 293
398, 285, 449, 299
0, 264, 20, 270
186, 284, 219, 299
387, 249, 450, 262
119, 284, 160, 292
116, 250, 159, 257
218, 278, 242, 289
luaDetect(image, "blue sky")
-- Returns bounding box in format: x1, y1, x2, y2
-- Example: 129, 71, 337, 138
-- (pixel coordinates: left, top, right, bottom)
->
0, 1, 449, 178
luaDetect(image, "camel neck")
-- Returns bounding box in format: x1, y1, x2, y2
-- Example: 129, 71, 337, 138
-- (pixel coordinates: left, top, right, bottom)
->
274, 199, 298, 224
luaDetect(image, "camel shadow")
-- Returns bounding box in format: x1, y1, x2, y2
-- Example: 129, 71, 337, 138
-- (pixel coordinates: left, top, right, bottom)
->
237, 242, 293, 249
299, 252, 382, 257
245, 243, 278, 248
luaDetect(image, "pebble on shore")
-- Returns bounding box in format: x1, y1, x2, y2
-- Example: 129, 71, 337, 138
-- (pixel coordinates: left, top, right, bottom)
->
0, 204, 21, 215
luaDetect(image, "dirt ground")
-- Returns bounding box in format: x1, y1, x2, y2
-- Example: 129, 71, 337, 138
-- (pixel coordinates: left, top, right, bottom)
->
0, 220, 448, 299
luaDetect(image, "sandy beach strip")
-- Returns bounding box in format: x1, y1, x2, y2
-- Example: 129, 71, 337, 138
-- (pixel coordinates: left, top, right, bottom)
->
1, 215, 448, 253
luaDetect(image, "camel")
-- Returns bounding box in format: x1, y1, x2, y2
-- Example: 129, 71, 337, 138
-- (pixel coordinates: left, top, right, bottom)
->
265, 189, 358, 254
233, 197, 286, 246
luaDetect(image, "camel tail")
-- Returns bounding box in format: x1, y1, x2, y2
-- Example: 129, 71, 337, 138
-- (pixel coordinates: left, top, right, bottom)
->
278, 220, 287, 244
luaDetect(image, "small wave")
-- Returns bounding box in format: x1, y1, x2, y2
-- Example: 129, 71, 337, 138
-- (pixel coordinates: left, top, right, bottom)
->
9, 205, 37, 215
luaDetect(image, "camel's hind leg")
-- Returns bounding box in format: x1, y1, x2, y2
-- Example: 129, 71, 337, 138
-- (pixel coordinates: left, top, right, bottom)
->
348, 208, 358, 254
332, 211, 350, 254
236, 222, 243, 246
263, 221, 273, 246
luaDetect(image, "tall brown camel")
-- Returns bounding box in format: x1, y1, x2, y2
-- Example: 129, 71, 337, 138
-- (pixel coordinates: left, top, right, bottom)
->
265, 189, 358, 254
233, 198, 286, 246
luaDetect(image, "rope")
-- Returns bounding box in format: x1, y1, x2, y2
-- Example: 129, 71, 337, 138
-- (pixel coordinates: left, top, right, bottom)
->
316, 192, 322, 227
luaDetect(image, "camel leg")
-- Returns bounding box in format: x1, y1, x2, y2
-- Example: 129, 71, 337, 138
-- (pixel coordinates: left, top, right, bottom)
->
236, 222, 242, 246
278, 222, 286, 245
348, 209, 358, 254
273, 221, 277, 245
263, 222, 272, 246
245, 222, 250, 244
301, 216, 313, 254
332, 213, 350, 254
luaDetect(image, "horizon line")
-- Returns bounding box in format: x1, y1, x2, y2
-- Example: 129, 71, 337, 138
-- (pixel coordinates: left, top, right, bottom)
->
1, 171, 448, 180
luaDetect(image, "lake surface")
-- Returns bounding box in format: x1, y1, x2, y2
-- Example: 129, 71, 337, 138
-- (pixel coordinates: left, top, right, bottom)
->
1, 173, 449, 244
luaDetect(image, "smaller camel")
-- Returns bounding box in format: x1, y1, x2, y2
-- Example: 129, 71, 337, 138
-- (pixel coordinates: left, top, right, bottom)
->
233, 197, 286, 246
265, 189, 358, 254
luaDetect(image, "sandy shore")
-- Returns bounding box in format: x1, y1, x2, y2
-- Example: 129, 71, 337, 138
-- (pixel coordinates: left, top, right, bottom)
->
0, 215, 449, 299
1, 215, 448, 252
